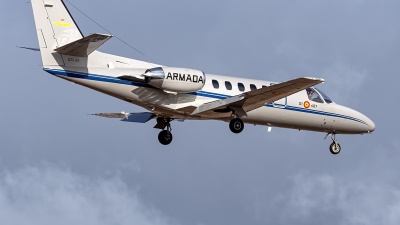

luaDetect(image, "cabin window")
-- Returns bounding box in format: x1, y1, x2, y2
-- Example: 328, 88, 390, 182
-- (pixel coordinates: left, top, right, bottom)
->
315, 88, 333, 103
250, 84, 257, 91
238, 83, 245, 92
212, 80, 219, 89
306, 88, 324, 103
225, 81, 232, 90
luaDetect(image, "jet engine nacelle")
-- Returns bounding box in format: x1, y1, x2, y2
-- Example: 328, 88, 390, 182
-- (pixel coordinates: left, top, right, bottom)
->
143, 67, 206, 93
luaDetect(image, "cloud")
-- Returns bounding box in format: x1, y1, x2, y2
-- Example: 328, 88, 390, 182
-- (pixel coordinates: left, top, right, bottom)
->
0, 165, 178, 225
320, 62, 368, 105
276, 172, 400, 225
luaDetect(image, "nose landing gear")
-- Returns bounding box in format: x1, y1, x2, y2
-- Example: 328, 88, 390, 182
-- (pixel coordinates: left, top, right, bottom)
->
330, 142, 341, 154
326, 133, 341, 154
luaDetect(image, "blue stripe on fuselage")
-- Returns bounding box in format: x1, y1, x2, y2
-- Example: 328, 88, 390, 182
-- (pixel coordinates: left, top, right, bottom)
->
44, 68, 367, 125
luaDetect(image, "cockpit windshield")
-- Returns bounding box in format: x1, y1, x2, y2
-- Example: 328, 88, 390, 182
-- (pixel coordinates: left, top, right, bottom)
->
315, 88, 333, 103
306, 88, 324, 103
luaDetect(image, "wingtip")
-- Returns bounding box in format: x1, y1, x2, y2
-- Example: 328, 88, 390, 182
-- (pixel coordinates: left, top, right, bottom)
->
304, 77, 325, 83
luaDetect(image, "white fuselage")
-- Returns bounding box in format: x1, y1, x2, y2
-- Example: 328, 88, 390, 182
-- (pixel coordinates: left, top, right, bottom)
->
44, 65, 375, 135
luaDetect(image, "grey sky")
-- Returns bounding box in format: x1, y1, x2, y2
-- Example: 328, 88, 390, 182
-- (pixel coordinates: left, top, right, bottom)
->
1, 0, 399, 224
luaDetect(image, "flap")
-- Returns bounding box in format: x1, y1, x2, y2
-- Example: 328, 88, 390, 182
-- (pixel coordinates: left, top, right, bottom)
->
192, 77, 325, 115
54, 33, 113, 57
191, 94, 246, 115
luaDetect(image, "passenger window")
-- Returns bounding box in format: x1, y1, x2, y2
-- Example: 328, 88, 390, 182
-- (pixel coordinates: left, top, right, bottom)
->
250, 84, 257, 91
225, 81, 232, 90
262, 85, 268, 88
212, 80, 219, 89
238, 83, 245, 92
306, 88, 324, 103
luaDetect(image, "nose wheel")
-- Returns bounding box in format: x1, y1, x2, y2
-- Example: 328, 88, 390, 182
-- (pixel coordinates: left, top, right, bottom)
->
329, 142, 341, 154
326, 133, 341, 154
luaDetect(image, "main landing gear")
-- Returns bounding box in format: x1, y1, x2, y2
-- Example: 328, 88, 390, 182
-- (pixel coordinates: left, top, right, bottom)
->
229, 112, 244, 134
158, 130, 173, 145
326, 133, 341, 155
157, 118, 173, 145
156, 113, 246, 145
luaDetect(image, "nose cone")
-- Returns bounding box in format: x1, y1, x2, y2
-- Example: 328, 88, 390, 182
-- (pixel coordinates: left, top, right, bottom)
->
364, 116, 376, 133
351, 109, 376, 134
334, 105, 375, 134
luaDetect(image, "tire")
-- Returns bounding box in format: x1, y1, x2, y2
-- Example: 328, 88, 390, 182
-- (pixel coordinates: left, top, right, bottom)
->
158, 130, 173, 145
229, 118, 244, 134
329, 142, 341, 155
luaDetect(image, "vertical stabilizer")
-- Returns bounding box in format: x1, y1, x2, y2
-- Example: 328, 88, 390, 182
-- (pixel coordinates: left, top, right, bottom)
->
31, 0, 83, 66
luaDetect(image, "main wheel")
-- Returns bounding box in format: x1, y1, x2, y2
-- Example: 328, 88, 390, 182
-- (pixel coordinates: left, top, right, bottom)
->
158, 130, 173, 145
229, 118, 244, 134
329, 142, 341, 155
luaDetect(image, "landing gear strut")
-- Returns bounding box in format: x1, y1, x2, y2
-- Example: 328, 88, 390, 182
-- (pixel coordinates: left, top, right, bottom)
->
157, 118, 173, 145
326, 133, 341, 155
229, 112, 244, 134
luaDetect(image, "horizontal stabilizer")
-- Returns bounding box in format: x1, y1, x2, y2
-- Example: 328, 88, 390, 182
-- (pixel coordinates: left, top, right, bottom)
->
54, 33, 113, 57
91, 112, 156, 123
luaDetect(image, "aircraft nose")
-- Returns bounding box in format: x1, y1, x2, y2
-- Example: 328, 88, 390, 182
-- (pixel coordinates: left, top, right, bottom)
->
354, 110, 375, 133
335, 105, 375, 134
364, 116, 376, 133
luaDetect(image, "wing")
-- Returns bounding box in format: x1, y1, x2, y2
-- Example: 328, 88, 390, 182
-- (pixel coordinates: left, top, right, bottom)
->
192, 77, 324, 116
54, 33, 113, 57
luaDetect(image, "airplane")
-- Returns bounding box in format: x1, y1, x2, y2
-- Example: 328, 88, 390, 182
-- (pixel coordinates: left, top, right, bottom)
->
27, 0, 375, 154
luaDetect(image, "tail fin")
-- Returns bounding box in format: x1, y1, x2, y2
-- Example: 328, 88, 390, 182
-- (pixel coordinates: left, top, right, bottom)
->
31, 0, 83, 66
